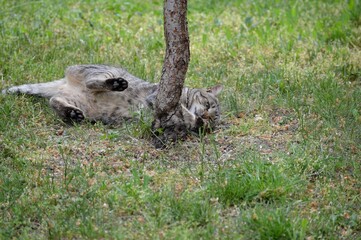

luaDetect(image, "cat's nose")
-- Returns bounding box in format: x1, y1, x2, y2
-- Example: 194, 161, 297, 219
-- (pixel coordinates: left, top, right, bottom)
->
201, 111, 210, 119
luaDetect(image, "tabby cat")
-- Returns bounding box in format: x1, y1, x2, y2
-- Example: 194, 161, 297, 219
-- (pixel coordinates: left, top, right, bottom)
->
2, 65, 222, 130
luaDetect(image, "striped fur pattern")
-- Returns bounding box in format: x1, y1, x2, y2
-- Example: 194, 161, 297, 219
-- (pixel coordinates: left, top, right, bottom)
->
2, 64, 222, 129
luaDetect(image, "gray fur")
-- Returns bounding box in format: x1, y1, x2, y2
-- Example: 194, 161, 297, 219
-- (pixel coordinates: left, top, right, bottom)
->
2, 64, 222, 129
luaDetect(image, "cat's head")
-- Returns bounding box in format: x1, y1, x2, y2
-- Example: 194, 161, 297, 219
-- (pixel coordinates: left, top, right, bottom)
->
181, 85, 223, 131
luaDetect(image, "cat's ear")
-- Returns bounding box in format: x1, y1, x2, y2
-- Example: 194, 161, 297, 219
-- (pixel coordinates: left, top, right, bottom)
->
207, 85, 223, 96
181, 104, 196, 125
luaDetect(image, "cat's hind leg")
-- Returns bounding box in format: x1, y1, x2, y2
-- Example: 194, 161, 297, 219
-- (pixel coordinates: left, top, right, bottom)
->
79, 77, 128, 92
86, 77, 128, 92
65, 65, 128, 92
104, 77, 128, 91
49, 97, 85, 123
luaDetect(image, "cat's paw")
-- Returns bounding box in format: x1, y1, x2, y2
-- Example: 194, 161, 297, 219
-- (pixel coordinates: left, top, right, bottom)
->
65, 107, 85, 123
105, 78, 128, 91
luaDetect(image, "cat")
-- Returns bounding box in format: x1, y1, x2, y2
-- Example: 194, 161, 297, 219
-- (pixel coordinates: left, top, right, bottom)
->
2, 64, 223, 131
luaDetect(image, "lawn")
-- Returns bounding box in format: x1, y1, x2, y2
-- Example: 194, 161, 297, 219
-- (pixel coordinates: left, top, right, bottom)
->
0, 0, 360, 239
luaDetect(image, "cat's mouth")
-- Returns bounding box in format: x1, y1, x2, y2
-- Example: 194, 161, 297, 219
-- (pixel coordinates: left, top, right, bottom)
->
191, 115, 216, 133
180, 104, 218, 133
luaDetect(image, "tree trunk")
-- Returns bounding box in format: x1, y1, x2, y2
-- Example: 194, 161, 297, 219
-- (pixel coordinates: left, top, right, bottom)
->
152, 0, 190, 148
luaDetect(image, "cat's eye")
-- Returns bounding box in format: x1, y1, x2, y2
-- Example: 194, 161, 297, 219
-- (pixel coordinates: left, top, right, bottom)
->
202, 99, 210, 109
205, 102, 210, 109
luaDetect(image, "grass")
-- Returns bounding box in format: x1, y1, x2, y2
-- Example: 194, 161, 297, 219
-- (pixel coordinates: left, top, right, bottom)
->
0, 0, 360, 239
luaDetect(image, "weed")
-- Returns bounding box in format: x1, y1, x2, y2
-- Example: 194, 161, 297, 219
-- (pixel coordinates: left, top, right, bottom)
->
209, 157, 303, 206
0, 0, 360, 239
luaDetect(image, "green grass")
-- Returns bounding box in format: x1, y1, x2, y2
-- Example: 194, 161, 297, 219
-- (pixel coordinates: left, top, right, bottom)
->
1, 0, 360, 239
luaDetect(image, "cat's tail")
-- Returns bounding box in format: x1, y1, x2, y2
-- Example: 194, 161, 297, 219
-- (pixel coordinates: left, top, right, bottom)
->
1, 79, 66, 98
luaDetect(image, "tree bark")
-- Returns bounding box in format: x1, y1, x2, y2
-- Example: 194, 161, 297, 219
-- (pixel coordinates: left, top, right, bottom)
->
152, 0, 190, 148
